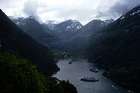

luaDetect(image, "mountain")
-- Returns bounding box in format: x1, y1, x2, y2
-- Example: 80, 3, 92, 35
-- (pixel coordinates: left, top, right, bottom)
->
0, 9, 59, 75
43, 19, 111, 57
54, 20, 83, 32
12, 17, 57, 47
88, 5, 140, 92
59, 19, 112, 57
41, 20, 82, 50
80, 19, 108, 32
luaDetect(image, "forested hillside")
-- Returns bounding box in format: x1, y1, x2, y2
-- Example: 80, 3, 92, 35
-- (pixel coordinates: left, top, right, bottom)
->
87, 5, 140, 93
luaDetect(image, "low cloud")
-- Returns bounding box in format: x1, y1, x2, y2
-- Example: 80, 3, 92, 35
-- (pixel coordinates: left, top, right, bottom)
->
0, 0, 140, 24
96, 0, 140, 19
23, 0, 40, 20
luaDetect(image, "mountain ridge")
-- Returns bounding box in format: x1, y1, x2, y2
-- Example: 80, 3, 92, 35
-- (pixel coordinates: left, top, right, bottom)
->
87, 5, 140, 93
0, 9, 58, 75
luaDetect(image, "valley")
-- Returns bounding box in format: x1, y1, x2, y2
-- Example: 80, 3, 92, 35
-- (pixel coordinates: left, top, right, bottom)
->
0, 2, 140, 93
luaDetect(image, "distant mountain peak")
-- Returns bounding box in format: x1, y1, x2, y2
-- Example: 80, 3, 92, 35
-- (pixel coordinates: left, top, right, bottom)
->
49, 19, 83, 32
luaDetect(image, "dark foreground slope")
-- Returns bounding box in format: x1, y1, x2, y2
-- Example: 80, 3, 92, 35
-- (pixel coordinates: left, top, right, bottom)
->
0, 9, 58, 75
0, 52, 77, 93
88, 5, 140, 92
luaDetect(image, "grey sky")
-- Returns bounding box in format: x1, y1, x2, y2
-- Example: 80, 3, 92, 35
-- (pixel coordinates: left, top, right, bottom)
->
0, 0, 140, 24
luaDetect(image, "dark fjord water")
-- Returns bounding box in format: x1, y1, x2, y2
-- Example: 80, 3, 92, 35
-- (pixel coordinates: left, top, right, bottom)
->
53, 59, 129, 93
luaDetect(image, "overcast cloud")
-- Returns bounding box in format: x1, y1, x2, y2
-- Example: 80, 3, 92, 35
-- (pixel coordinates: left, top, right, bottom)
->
0, 0, 140, 24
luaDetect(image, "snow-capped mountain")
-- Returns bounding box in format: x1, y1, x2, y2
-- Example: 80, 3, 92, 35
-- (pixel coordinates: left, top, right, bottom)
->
53, 20, 83, 32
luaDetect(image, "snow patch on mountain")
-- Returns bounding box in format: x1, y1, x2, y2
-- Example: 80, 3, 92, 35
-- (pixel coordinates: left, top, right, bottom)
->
66, 21, 82, 31
130, 9, 140, 16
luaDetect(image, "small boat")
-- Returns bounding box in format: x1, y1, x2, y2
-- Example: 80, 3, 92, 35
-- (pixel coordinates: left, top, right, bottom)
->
69, 62, 72, 64
68, 61, 72, 64
89, 68, 99, 73
80, 77, 99, 82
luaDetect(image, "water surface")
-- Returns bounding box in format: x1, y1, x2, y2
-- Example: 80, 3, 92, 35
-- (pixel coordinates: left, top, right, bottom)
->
53, 59, 129, 93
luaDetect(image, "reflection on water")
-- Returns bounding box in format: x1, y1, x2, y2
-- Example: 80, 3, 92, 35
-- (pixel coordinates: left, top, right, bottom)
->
53, 59, 128, 93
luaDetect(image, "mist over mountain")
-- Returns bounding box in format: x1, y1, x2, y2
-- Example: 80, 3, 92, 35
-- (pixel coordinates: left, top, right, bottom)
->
45, 21, 57, 31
